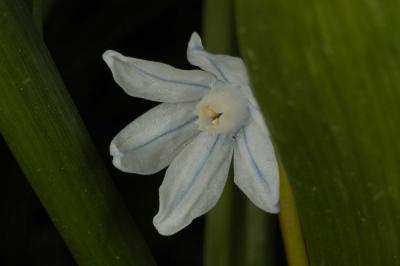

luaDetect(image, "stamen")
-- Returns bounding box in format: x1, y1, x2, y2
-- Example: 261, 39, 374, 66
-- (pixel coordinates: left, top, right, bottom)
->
207, 106, 219, 117
207, 106, 223, 126
211, 118, 220, 126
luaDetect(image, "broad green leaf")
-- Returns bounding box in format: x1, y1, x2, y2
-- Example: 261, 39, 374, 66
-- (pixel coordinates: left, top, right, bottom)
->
0, 1, 155, 265
236, 0, 400, 265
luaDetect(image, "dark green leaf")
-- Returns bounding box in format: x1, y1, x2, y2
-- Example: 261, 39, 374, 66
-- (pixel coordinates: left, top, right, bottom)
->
0, 1, 155, 265
236, 0, 400, 265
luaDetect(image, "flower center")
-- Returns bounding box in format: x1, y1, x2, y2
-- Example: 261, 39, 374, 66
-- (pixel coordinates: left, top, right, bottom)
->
196, 81, 249, 134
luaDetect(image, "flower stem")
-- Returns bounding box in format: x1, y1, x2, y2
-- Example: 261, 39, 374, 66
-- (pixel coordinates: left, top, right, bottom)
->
202, 0, 236, 265
241, 201, 281, 266
203, 0, 234, 54
203, 0, 281, 265
0, 1, 155, 265
204, 178, 235, 266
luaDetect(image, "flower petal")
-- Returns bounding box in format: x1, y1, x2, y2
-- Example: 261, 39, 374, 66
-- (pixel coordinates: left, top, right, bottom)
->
111, 102, 199, 174
103, 50, 215, 102
153, 132, 233, 235
187, 32, 250, 86
234, 111, 279, 213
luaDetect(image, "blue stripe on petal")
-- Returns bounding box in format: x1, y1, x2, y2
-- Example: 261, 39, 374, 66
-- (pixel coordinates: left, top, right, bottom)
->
129, 62, 209, 89
163, 135, 221, 220
205, 57, 228, 82
125, 116, 198, 152
191, 48, 229, 82
242, 128, 271, 193
249, 101, 260, 111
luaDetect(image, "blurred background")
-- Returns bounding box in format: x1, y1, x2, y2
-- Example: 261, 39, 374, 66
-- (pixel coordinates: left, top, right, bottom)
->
1, 1, 284, 265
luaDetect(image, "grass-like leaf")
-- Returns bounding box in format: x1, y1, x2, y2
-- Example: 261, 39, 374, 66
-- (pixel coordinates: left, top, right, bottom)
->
0, 1, 155, 265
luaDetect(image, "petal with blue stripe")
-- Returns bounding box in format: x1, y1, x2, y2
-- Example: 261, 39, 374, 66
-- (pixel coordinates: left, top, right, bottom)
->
153, 132, 233, 235
187, 32, 251, 87
234, 112, 279, 213
103, 50, 214, 103
111, 102, 199, 174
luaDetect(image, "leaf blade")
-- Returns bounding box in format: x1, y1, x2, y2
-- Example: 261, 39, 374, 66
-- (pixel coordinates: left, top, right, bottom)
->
0, 1, 155, 265
236, 0, 400, 265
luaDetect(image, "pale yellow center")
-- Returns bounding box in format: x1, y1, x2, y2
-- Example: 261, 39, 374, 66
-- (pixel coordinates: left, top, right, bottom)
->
195, 81, 249, 134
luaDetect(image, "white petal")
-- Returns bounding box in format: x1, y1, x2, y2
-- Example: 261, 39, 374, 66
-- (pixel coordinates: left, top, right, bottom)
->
153, 132, 233, 235
111, 102, 199, 174
103, 50, 215, 102
234, 112, 279, 213
249, 105, 270, 135
187, 32, 250, 86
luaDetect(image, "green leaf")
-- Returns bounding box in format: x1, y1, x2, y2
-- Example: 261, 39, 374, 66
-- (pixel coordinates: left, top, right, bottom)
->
0, 1, 155, 265
236, 0, 400, 265
24, 0, 55, 35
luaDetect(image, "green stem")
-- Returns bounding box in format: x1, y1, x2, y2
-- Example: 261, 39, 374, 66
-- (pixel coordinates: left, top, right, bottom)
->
204, 178, 234, 266
0, 1, 155, 265
242, 202, 280, 266
202, 0, 235, 265
203, 0, 234, 53
203, 0, 281, 265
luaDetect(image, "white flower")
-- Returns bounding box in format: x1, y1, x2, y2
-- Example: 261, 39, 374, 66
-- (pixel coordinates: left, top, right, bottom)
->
103, 32, 279, 236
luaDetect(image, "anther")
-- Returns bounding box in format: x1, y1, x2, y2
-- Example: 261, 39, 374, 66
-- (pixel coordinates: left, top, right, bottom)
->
207, 106, 220, 118
211, 118, 220, 126
195, 81, 249, 133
